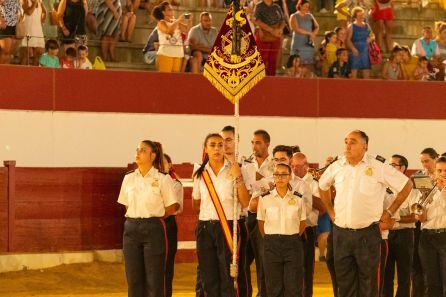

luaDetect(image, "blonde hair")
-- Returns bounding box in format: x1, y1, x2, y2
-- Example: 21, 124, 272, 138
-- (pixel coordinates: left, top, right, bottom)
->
351, 6, 364, 20
435, 21, 446, 40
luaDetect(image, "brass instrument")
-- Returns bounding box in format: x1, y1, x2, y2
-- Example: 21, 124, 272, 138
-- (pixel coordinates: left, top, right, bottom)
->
308, 156, 338, 181
410, 183, 438, 215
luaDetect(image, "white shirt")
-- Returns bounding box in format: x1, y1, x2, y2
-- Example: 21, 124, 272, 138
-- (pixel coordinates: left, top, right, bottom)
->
421, 188, 446, 230
243, 155, 274, 195
257, 189, 306, 235
319, 154, 409, 229
382, 190, 400, 239
192, 160, 245, 221
390, 188, 421, 230
173, 179, 184, 215
290, 173, 319, 227
118, 167, 177, 218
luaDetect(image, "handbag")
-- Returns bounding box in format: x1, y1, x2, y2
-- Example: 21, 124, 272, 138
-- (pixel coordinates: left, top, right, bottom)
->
93, 56, 106, 70
368, 41, 382, 65
258, 23, 281, 43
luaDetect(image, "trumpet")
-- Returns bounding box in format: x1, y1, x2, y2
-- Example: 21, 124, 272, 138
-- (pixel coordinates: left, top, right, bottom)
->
308, 156, 338, 181
410, 182, 438, 215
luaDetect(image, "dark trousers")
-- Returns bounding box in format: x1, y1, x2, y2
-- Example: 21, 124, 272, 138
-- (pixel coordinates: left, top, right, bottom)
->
302, 226, 316, 297
238, 217, 253, 297
333, 223, 382, 297
326, 225, 338, 297
418, 230, 446, 297
123, 218, 166, 297
383, 229, 414, 297
379, 239, 389, 297
196, 220, 236, 297
195, 264, 205, 297
412, 222, 425, 297
254, 31, 281, 76
164, 215, 178, 297
247, 212, 267, 297
264, 234, 304, 297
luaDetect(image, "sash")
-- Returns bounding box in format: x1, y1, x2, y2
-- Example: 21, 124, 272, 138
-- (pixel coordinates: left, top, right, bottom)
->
202, 169, 234, 254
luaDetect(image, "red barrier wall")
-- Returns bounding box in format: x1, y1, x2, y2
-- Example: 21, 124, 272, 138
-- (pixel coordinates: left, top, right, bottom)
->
0, 166, 8, 252
1, 65, 446, 119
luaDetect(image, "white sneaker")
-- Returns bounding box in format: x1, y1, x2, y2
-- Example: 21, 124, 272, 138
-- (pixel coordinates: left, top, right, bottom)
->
319, 8, 329, 13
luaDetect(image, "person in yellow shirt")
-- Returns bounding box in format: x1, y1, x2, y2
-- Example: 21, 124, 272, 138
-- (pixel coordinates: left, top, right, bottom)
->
401, 45, 418, 80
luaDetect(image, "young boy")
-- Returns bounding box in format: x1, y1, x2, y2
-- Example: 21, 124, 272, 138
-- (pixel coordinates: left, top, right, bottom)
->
59, 47, 76, 69
75, 45, 92, 69
39, 39, 61, 68
328, 48, 351, 78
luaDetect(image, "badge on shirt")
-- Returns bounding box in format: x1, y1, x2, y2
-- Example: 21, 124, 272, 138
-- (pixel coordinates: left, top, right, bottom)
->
365, 167, 374, 176
288, 198, 297, 205
152, 178, 159, 187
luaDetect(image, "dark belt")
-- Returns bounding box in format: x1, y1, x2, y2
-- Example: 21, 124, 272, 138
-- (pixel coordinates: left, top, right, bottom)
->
126, 217, 162, 223
422, 228, 446, 234
335, 222, 379, 232
199, 220, 234, 224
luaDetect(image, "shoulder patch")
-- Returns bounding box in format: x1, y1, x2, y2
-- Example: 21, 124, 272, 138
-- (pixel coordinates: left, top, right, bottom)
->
261, 191, 270, 197
376, 155, 386, 163
293, 191, 303, 198
386, 188, 393, 195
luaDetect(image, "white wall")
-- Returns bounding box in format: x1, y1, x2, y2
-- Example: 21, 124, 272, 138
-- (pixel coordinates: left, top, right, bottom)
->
1, 110, 445, 168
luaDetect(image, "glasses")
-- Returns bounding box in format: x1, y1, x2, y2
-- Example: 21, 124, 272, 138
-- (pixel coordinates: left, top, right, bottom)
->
273, 173, 290, 179
390, 163, 401, 168
273, 158, 289, 163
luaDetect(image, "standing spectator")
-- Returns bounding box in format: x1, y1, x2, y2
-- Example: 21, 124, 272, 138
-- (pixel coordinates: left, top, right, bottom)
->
434, 21, 446, 80
95, 0, 122, 62
57, 0, 88, 50
153, 1, 191, 73
74, 44, 92, 68
335, 26, 347, 48
401, 45, 418, 80
381, 44, 403, 80
411, 26, 440, 60
253, 0, 285, 76
286, 53, 304, 77
20, 0, 46, 65
142, 27, 158, 65
290, 0, 319, 73
39, 39, 61, 68
0, 0, 20, 64
413, 56, 430, 81
187, 11, 217, 74
346, 6, 372, 79
119, 0, 136, 42
371, 0, 393, 53
328, 47, 351, 78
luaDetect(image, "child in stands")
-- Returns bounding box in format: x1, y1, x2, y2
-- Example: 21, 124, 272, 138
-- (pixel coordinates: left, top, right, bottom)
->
59, 47, 76, 69
413, 56, 430, 81
322, 31, 338, 77
39, 39, 61, 68
75, 45, 93, 69
328, 48, 351, 78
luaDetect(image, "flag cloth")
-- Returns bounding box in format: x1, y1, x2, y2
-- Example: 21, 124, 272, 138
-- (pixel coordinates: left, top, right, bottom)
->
203, 6, 266, 104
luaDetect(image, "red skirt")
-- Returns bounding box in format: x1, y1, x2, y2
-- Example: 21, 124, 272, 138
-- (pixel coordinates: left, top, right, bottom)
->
371, 5, 394, 21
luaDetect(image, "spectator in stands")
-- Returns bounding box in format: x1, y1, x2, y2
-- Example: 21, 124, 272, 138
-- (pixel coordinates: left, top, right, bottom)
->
187, 12, 217, 74
435, 21, 446, 80
59, 46, 76, 68
290, 0, 319, 74
346, 6, 372, 79
119, 0, 136, 42
381, 44, 403, 80
286, 54, 304, 77
253, 0, 285, 76
0, 0, 20, 64
19, 0, 45, 65
411, 26, 440, 60
57, 0, 88, 51
153, 1, 191, 72
413, 56, 430, 81
95, 0, 121, 62
335, 26, 347, 48
277, 0, 297, 33
39, 39, 61, 68
75, 44, 92, 68
371, 0, 393, 53
321, 30, 338, 76
401, 45, 418, 80
328, 47, 351, 78
142, 27, 159, 65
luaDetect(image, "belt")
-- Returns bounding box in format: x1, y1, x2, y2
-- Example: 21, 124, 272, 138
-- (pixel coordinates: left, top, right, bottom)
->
422, 228, 446, 234
126, 217, 161, 222
336, 222, 379, 232
199, 220, 234, 224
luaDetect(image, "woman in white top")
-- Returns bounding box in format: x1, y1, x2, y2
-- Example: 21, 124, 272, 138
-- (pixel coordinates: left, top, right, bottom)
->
118, 140, 179, 297
20, 0, 45, 65
417, 156, 446, 297
192, 133, 250, 297
152, 1, 190, 72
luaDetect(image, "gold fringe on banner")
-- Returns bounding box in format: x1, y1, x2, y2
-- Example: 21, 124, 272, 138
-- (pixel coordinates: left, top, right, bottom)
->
203, 6, 266, 104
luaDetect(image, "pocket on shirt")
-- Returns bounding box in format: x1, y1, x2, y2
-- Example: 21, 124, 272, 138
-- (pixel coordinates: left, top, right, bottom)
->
266, 207, 279, 221
359, 176, 380, 196
286, 206, 300, 220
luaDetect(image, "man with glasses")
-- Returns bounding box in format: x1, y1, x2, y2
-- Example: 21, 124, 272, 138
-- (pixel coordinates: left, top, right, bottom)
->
383, 155, 420, 297
318, 130, 413, 297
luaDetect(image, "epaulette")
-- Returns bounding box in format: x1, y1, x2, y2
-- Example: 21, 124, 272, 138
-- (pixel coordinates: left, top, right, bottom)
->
125, 170, 134, 175
293, 191, 303, 198
260, 191, 270, 197
376, 155, 386, 163
175, 178, 182, 184
386, 188, 393, 195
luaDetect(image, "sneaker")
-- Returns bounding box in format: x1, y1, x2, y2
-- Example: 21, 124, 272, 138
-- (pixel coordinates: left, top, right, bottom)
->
319, 8, 329, 13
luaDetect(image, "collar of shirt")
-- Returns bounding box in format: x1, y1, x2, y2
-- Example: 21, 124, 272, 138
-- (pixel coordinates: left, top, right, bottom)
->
135, 167, 158, 178
255, 154, 273, 171
204, 159, 231, 177
339, 153, 370, 167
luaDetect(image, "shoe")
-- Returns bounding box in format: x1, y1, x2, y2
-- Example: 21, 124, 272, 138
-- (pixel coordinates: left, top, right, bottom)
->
319, 8, 329, 13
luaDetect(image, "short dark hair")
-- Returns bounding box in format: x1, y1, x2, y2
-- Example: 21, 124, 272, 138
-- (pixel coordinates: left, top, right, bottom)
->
273, 145, 293, 159
254, 129, 270, 143
291, 145, 301, 154
442, 152, 446, 157
437, 156, 446, 164
65, 47, 77, 57
418, 56, 429, 63
392, 154, 408, 172
352, 130, 369, 145
221, 126, 235, 134
336, 48, 348, 56
275, 163, 292, 174
421, 147, 439, 159
286, 54, 300, 68
45, 39, 59, 51
152, 1, 170, 20
77, 45, 88, 52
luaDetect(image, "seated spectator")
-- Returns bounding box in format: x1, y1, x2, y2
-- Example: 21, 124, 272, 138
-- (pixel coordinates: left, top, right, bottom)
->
60, 47, 77, 68
434, 21, 446, 80
143, 27, 159, 65
328, 47, 351, 78
381, 44, 403, 80
321, 31, 338, 77
75, 45, 92, 69
286, 54, 304, 77
411, 26, 440, 60
401, 45, 418, 80
413, 56, 430, 81
187, 12, 217, 74
39, 39, 61, 68
20, 0, 46, 65
120, 0, 137, 42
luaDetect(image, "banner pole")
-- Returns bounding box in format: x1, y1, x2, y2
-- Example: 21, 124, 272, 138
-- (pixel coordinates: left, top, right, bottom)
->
231, 101, 240, 285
